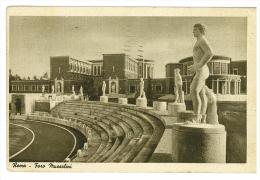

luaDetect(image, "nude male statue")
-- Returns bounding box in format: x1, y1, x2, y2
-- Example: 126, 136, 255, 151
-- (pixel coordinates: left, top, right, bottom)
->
51, 85, 55, 94
138, 78, 146, 98
102, 81, 106, 96
188, 23, 214, 123
174, 68, 184, 103
72, 85, 75, 95
79, 86, 83, 96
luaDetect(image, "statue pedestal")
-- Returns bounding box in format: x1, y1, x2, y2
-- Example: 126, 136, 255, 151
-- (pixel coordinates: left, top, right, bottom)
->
136, 97, 147, 108
172, 123, 226, 163
118, 98, 128, 105
100, 96, 108, 103
168, 103, 186, 116
153, 101, 167, 111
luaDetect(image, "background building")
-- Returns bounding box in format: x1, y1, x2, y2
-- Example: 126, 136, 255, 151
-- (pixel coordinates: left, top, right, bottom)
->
165, 55, 245, 95
10, 53, 246, 101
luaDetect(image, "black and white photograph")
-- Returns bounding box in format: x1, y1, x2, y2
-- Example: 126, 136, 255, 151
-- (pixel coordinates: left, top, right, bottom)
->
5, 7, 256, 173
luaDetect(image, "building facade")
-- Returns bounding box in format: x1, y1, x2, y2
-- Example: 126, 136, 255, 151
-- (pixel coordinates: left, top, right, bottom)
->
10, 54, 246, 99
165, 55, 246, 95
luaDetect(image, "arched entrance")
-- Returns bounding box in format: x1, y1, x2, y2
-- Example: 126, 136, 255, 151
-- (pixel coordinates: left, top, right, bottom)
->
15, 98, 21, 115
108, 76, 119, 95
111, 82, 117, 93
54, 78, 64, 94
56, 82, 62, 93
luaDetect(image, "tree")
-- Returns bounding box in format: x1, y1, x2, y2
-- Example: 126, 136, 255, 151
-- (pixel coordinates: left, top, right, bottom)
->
42, 72, 49, 80
33, 75, 38, 80
27, 76, 30, 80
87, 78, 99, 101
9, 69, 15, 81
146, 75, 153, 106
15, 74, 21, 80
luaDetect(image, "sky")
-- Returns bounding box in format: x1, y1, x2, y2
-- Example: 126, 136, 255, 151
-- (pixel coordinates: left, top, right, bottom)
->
9, 16, 247, 78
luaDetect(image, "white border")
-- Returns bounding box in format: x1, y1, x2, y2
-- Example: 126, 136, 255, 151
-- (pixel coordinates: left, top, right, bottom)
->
0, 0, 259, 180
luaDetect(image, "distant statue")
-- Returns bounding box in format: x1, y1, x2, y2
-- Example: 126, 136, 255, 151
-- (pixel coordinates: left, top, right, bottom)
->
51, 85, 55, 93
79, 86, 83, 96
102, 81, 106, 96
138, 78, 146, 98
72, 85, 75, 95
174, 68, 184, 103
42, 85, 45, 93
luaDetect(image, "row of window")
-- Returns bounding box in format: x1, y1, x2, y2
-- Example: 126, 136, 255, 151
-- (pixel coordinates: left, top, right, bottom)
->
93, 65, 102, 76
11, 85, 49, 92
126, 60, 137, 73
69, 63, 92, 75
128, 84, 162, 93
182, 62, 229, 75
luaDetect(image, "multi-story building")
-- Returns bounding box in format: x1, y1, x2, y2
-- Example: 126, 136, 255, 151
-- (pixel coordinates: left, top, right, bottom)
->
10, 53, 246, 99
165, 55, 245, 95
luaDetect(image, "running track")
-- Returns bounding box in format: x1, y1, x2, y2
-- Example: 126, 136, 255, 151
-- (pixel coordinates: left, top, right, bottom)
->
9, 119, 87, 162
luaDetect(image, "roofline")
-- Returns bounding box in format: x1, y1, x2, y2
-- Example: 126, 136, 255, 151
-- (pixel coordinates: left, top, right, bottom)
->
179, 55, 232, 63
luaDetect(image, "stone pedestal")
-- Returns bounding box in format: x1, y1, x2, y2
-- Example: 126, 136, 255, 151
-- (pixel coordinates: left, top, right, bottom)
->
177, 110, 194, 123
168, 103, 186, 116
84, 142, 89, 150
77, 149, 83, 158
172, 123, 226, 163
100, 96, 108, 103
136, 97, 147, 108
153, 101, 167, 111
118, 98, 128, 105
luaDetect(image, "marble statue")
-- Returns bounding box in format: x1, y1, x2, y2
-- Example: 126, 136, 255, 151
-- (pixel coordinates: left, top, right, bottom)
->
204, 86, 219, 124
102, 81, 106, 96
51, 85, 55, 93
174, 68, 184, 103
79, 86, 83, 96
188, 23, 214, 123
138, 78, 146, 98
42, 85, 45, 93
72, 85, 75, 95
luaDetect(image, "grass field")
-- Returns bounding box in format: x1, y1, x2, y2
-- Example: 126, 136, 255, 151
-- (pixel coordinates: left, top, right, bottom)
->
185, 101, 247, 163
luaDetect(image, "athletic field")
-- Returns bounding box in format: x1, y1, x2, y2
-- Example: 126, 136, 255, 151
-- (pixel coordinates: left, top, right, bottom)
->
9, 119, 87, 162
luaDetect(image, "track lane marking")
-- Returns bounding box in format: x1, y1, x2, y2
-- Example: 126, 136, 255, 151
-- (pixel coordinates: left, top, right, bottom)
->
16, 119, 77, 161
9, 123, 35, 159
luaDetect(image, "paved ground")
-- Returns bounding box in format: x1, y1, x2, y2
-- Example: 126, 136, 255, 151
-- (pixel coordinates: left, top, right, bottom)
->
9, 119, 87, 162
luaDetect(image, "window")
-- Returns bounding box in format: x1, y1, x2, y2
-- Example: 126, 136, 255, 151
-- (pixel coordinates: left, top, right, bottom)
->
98, 66, 101, 75
221, 63, 228, 74
45, 85, 49, 92
32, 85, 36, 91
37, 85, 42, 91
94, 66, 97, 75
155, 84, 162, 93
213, 62, 220, 74
18, 85, 23, 91
183, 64, 187, 75
129, 85, 136, 93
187, 62, 193, 75
24, 85, 30, 91
12, 85, 17, 91
233, 68, 239, 75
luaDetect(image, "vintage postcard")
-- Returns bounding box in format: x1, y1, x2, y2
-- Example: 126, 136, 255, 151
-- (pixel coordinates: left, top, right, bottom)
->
7, 7, 256, 172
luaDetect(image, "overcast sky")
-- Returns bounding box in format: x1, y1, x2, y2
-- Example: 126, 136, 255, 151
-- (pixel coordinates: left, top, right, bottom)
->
9, 16, 247, 78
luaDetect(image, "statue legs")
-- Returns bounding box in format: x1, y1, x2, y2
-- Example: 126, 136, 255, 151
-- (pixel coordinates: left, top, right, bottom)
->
174, 88, 179, 103
190, 72, 207, 123
199, 86, 208, 123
